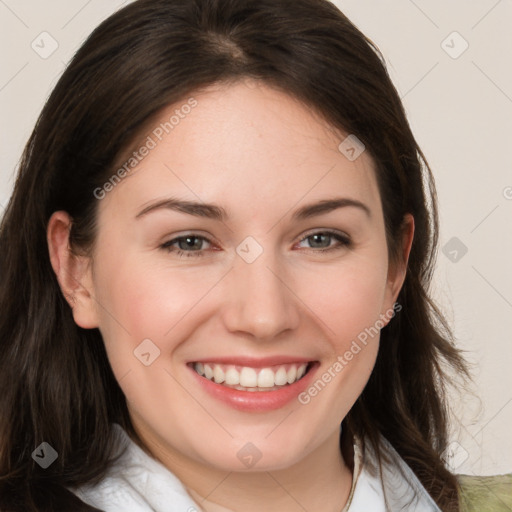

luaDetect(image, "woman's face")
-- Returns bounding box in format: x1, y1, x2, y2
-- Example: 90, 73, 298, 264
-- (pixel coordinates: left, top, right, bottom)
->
65, 81, 410, 471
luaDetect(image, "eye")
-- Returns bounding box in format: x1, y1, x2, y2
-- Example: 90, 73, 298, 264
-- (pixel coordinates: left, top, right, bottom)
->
296, 230, 350, 252
160, 230, 351, 259
160, 234, 213, 258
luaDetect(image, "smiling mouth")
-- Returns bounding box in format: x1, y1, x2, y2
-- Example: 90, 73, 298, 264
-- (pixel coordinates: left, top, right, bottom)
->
191, 361, 314, 391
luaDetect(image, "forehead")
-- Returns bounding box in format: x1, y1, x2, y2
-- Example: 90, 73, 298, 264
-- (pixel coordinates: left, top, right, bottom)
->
99, 81, 381, 219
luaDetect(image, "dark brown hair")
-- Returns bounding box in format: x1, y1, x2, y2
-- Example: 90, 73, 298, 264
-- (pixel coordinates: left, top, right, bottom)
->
0, 0, 470, 510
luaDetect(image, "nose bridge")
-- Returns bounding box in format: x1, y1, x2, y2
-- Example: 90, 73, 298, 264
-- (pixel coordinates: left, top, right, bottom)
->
223, 242, 300, 339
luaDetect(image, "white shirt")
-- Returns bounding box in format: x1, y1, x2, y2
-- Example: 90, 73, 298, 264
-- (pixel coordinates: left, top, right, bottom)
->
69, 424, 441, 511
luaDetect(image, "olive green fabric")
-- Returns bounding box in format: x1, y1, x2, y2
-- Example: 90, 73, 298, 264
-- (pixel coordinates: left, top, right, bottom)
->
458, 473, 512, 511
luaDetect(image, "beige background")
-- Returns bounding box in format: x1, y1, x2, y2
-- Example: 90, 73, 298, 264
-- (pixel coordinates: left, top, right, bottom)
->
1, 0, 511, 476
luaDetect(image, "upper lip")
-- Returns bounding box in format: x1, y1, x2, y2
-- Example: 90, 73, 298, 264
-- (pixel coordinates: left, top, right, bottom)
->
189, 356, 316, 368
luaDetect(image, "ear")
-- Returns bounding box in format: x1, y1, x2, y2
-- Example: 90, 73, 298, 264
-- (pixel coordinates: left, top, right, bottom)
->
47, 211, 99, 329
381, 213, 415, 320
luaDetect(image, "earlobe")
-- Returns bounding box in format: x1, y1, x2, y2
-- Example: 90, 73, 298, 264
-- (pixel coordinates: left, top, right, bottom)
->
47, 211, 99, 329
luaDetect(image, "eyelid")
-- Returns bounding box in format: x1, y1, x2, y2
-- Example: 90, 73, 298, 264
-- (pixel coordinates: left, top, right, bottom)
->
298, 227, 350, 242
160, 228, 351, 259
161, 228, 218, 243
161, 228, 350, 246
294, 229, 351, 252
160, 232, 215, 250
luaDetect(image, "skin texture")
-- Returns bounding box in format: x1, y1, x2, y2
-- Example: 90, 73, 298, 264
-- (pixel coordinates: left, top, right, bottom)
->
48, 81, 414, 512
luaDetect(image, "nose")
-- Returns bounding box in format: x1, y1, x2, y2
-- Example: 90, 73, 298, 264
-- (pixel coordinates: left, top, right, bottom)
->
221, 247, 301, 341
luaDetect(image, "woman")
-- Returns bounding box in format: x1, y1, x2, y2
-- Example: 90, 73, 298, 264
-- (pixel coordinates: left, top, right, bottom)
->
0, 0, 480, 510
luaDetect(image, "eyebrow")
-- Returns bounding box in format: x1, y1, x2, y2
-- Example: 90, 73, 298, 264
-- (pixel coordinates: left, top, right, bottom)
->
135, 196, 371, 221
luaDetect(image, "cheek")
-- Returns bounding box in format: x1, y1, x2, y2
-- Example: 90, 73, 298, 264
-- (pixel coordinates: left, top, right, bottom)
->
298, 256, 389, 346
92, 258, 199, 423
296, 265, 385, 421
292, 253, 387, 413
92, 253, 219, 369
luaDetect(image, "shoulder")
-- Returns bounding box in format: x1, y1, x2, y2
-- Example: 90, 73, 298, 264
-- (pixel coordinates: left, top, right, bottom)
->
457, 473, 512, 512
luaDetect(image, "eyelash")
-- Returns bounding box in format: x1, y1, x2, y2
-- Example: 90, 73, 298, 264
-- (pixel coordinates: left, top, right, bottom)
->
160, 230, 351, 258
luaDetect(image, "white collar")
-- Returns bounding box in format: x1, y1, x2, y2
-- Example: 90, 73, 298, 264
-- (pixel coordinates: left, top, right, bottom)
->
70, 423, 441, 511
343, 433, 442, 511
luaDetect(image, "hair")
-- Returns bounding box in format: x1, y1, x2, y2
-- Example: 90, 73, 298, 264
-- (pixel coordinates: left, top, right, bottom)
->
0, 0, 471, 510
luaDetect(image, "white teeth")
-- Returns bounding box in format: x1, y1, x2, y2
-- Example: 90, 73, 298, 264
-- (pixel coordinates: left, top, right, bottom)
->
225, 367, 240, 385
213, 365, 225, 384
257, 368, 276, 388
287, 365, 297, 384
274, 366, 288, 386
297, 363, 307, 379
240, 367, 258, 387
193, 362, 311, 389
204, 364, 213, 380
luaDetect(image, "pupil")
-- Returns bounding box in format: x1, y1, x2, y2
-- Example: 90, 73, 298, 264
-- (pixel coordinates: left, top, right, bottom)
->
311, 233, 329, 248
180, 237, 201, 250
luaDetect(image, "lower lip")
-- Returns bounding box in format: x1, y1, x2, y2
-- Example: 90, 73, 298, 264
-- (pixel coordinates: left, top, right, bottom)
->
189, 363, 319, 412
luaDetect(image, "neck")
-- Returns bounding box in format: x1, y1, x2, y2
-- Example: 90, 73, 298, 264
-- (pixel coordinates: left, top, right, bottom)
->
134, 425, 354, 512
